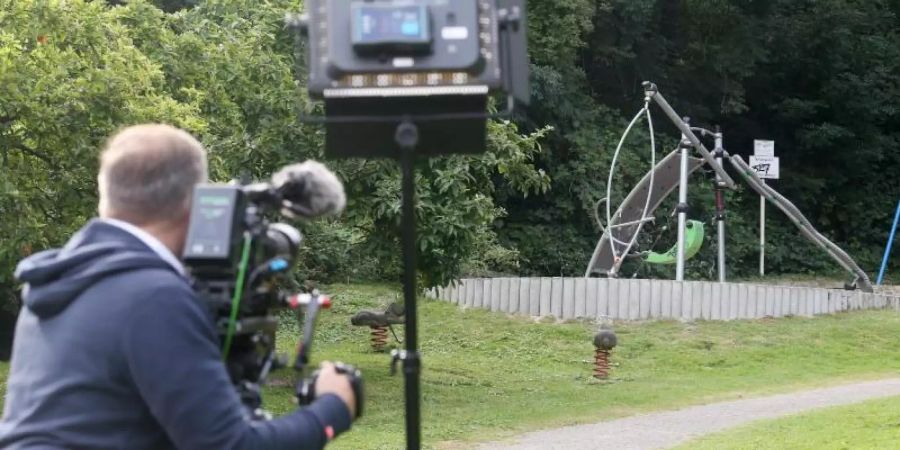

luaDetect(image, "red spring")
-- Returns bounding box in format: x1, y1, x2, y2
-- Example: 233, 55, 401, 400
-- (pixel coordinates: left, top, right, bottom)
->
370, 326, 389, 352
594, 349, 611, 379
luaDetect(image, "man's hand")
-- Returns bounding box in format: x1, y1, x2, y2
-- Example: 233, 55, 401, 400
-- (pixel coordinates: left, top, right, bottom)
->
314, 362, 356, 418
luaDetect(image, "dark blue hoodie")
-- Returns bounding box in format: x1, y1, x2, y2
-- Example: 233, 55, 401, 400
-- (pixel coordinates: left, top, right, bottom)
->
0, 220, 351, 449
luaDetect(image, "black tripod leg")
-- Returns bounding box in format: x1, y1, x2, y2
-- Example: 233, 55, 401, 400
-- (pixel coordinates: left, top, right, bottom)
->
396, 120, 422, 450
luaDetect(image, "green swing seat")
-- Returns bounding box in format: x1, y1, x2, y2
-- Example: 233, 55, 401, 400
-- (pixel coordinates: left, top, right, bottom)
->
644, 220, 705, 265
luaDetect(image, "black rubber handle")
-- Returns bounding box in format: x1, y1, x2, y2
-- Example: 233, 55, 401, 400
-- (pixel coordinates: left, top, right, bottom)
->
296, 362, 364, 419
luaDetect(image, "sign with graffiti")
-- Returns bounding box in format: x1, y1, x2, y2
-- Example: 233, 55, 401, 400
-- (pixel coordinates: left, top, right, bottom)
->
749, 155, 780, 179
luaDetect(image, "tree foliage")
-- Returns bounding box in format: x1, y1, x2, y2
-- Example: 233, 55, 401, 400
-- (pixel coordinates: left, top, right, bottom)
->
506, 0, 900, 279
0, 0, 549, 308
1, 0, 898, 306
0, 0, 204, 307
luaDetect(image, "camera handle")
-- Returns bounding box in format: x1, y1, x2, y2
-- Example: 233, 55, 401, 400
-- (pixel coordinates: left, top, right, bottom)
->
295, 362, 364, 420
290, 291, 365, 419
292, 290, 325, 373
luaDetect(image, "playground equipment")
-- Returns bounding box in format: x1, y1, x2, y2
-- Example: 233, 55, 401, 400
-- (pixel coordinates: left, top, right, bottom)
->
351, 303, 405, 352
591, 149, 705, 278
643, 220, 705, 265
877, 200, 900, 285
586, 82, 874, 293
592, 324, 617, 379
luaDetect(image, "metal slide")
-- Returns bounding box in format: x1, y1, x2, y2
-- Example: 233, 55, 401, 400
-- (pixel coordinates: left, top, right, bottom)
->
729, 155, 874, 292
585, 149, 704, 277
587, 83, 874, 292
585, 152, 875, 292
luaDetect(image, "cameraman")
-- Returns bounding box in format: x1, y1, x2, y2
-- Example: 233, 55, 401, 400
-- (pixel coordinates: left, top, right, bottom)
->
0, 124, 356, 449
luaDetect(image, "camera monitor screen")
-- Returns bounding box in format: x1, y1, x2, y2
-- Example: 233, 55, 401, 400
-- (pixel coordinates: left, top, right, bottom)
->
183, 186, 244, 267
351, 3, 432, 54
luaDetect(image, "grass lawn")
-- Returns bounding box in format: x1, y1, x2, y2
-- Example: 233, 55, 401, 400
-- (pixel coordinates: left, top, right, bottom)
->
1, 283, 899, 449
0, 361, 7, 410
262, 283, 900, 449
676, 395, 900, 449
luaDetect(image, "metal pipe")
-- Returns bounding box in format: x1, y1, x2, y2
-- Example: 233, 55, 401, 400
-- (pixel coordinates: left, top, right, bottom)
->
718, 219, 726, 281
714, 128, 726, 283
729, 155, 874, 292
608, 217, 656, 230
676, 125, 691, 282
760, 180, 766, 277
642, 82, 737, 189
877, 200, 900, 285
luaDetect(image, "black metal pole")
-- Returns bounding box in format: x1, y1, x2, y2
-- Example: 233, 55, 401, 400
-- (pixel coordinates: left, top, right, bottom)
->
395, 120, 422, 450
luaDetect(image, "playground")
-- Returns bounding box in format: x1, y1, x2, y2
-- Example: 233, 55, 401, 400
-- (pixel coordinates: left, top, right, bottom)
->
430, 83, 899, 325
418, 84, 900, 448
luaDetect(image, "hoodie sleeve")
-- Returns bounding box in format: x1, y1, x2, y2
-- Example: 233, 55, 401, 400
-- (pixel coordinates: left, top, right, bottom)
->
121, 277, 352, 450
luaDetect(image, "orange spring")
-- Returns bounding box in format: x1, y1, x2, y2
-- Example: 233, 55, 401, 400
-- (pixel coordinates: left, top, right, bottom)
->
370, 326, 389, 352
594, 348, 611, 379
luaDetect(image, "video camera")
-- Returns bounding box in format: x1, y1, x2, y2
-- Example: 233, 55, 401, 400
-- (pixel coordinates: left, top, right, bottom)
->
182, 161, 363, 421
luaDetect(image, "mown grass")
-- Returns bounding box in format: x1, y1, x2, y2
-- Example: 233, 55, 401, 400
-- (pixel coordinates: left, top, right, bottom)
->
1, 283, 898, 449
260, 283, 900, 449
676, 395, 900, 449
0, 361, 7, 410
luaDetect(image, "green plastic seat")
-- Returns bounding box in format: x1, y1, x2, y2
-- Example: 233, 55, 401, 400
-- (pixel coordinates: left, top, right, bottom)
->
644, 220, 705, 265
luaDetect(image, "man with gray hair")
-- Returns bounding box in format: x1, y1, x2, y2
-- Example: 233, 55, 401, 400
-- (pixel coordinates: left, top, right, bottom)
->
1, 124, 356, 449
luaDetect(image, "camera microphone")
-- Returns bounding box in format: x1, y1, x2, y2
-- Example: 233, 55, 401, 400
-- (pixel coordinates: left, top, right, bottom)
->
271, 161, 346, 219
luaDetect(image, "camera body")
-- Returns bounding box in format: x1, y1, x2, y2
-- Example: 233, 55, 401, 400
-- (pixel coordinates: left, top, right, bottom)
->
183, 183, 303, 417
182, 162, 361, 420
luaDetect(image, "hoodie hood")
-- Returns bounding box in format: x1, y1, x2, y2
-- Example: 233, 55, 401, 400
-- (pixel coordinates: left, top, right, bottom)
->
14, 220, 176, 319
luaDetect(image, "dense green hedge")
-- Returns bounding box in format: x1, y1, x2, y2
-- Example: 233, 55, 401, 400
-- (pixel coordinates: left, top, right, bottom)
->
498, 0, 900, 281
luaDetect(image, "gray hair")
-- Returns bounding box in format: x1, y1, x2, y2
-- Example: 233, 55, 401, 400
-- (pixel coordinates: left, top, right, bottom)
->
98, 124, 208, 225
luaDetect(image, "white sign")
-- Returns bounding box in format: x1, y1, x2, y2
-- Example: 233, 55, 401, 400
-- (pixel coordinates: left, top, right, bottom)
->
750, 155, 780, 179
754, 140, 775, 157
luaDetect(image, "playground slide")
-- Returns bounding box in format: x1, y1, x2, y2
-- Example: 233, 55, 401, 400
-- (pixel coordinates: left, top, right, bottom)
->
585, 149, 704, 277
588, 84, 873, 290
729, 155, 874, 292
585, 150, 875, 292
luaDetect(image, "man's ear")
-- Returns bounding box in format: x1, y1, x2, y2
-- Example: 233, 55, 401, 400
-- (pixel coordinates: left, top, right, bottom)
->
177, 205, 193, 231
178, 195, 194, 223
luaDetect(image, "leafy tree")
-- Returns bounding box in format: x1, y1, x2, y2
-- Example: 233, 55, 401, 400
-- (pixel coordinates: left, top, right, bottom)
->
0, 0, 204, 308
0, 0, 550, 309
107, 0, 199, 13
501, 0, 900, 279
127, 0, 551, 287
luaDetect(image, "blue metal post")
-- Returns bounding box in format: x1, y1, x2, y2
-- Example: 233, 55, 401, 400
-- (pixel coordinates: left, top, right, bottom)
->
876, 200, 900, 285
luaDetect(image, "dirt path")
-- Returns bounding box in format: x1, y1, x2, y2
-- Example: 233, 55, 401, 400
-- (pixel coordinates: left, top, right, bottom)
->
476, 378, 900, 450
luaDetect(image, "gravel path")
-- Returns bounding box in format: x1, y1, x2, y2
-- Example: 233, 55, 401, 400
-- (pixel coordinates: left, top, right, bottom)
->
477, 378, 900, 450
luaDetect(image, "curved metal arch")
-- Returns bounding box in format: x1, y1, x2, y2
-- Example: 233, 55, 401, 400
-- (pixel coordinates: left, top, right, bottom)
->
586, 149, 704, 277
